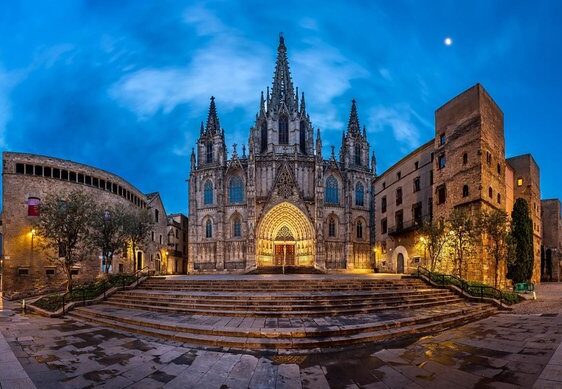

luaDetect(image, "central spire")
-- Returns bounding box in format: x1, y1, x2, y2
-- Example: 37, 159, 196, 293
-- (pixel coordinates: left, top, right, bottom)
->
347, 99, 361, 135
205, 96, 220, 134
270, 33, 296, 112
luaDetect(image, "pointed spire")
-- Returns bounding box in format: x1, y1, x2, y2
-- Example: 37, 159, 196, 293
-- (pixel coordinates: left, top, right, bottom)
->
242, 144, 246, 158
347, 99, 360, 135
300, 92, 306, 113
371, 151, 377, 173
259, 91, 265, 114
205, 96, 220, 134
270, 33, 296, 112
190, 148, 196, 170
315, 128, 322, 156
295, 87, 299, 111
363, 125, 367, 138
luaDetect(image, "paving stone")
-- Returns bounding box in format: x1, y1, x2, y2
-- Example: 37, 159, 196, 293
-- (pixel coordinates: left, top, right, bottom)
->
276, 364, 302, 389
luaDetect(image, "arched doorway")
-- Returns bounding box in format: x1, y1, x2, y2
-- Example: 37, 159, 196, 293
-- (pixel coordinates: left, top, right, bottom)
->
136, 252, 143, 271
397, 253, 405, 273
257, 202, 315, 267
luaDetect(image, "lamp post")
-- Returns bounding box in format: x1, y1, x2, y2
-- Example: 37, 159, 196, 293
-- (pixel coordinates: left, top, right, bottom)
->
103, 210, 111, 273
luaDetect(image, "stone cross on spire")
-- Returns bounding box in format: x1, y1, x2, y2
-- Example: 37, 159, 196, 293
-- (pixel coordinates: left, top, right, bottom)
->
269, 33, 296, 112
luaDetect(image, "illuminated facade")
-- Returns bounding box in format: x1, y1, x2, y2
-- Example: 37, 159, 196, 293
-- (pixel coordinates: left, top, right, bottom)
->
188, 36, 376, 272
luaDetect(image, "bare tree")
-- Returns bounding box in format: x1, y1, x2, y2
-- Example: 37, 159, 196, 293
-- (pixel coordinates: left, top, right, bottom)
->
88, 205, 128, 275
447, 207, 479, 278
479, 208, 510, 288
123, 209, 154, 271
34, 191, 94, 292
419, 217, 448, 272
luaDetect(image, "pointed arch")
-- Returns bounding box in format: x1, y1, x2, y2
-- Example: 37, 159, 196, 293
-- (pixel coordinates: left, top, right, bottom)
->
279, 114, 289, 144
299, 120, 306, 153
205, 218, 213, 238
203, 180, 213, 205
354, 144, 361, 165
355, 181, 365, 206
260, 121, 268, 152
228, 175, 244, 203
326, 175, 339, 205
206, 142, 213, 163
230, 212, 242, 238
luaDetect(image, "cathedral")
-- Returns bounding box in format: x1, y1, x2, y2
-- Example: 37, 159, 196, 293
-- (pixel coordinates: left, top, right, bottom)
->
188, 35, 376, 272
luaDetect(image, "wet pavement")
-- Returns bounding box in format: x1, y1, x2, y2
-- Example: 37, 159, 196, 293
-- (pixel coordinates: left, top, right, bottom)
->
2, 284, 562, 388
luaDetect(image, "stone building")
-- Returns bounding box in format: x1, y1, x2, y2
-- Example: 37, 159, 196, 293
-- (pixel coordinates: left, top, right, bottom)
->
188, 36, 375, 272
166, 213, 189, 274
1, 152, 169, 298
541, 199, 561, 281
374, 84, 542, 286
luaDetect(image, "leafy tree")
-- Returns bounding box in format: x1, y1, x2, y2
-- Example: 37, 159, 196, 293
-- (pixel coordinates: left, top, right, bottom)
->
507, 198, 534, 283
419, 217, 448, 272
480, 208, 510, 288
88, 205, 128, 275
447, 207, 479, 278
123, 209, 154, 271
34, 191, 94, 292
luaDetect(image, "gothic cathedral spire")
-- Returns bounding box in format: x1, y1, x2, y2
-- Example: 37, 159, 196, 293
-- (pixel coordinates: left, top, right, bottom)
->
205, 96, 221, 135
269, 33, 296, 112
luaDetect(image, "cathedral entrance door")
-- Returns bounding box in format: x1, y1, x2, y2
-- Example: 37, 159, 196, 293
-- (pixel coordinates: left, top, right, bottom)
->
274, 244, 296, 266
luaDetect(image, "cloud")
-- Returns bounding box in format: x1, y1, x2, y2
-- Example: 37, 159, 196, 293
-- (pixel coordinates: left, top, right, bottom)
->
0, 67, 27, 149
368, 104, 431, 151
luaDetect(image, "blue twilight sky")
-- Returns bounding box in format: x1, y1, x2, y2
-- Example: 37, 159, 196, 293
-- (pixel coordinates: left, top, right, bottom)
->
1, 0, 561, 214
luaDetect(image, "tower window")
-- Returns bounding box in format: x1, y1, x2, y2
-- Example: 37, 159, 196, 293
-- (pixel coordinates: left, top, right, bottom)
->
438, 154, 446, 169
16, 163, 24, 174
204, 180, 213, 205
497, 193, 501, 204
486, 152, 492, 165
299, 120, 306, 153
462, 185, 469, 197
463, 153, 468, 165
279, 115, 289, 144
326, 176, 339, 205
497, 163, 501, 175
205, 219, 213, 238
206, 142, 213, 163
328, 217, 336, 237
354, 144, 361, 165
381, 218, 387, 234
517, 177, 523, 187
381, 196, 387, 213
437, 185, 446, 204
413, 177, 421, 192
355, 182, 364, 206
229, 176, 244, 203
439, 133, 446, 146
397, 171, 401, 180
489, 187, 493, 198
395, 210, 404, 232
396, 187, 402, 206
261, 121, 268, 152
155, 209, 159, 223
414, 161, 419, 170
27, 197, 41, 217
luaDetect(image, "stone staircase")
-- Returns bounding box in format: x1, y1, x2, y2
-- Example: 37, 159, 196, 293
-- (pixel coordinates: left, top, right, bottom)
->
69, 276, 497, 351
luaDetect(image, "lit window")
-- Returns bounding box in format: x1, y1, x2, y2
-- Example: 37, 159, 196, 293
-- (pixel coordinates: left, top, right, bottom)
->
27, 197, 41, 217
517, 178, 523, 187
355, 182, 364, 206
204, 180, 213, 205
229, 176, 244, 203
326, 176, 339, 205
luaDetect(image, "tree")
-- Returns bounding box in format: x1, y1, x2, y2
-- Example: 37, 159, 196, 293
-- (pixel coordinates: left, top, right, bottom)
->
34, 190, 94, 292
419, 217, 448, 272
88, 205, 128, 275
507, 198, 534, 283
447, 207, 479, 278
480, 208, 510, 288
123, 208, 154, 271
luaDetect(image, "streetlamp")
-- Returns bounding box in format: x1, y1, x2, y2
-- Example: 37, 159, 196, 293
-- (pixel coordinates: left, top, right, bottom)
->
103, 210, 111, 273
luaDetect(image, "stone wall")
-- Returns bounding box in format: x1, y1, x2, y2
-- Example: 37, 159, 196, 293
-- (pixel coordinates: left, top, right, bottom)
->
541, 199, 561, 281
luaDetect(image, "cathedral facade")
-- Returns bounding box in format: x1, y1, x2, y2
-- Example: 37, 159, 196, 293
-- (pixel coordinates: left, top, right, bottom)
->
188, 36, 376, 272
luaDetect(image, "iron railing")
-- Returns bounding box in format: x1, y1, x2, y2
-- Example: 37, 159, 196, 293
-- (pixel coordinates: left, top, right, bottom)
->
416, 266, 511, 307
59, 266, 150, 315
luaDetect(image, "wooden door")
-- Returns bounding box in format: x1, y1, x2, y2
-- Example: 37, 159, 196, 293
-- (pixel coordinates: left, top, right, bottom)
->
274, 245, 284, 266
285, 245, 295, 265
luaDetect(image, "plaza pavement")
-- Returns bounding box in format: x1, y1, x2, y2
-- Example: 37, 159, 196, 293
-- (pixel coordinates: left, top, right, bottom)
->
1, 283, 562, 388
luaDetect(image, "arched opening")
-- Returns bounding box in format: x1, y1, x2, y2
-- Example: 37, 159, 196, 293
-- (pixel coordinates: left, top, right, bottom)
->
397, 253, 405, 273
228, 176, 244, 203
256, 202, 315, 267
136, 251, 143, 271
279, 115, 289, 145
299, 120, 306, 153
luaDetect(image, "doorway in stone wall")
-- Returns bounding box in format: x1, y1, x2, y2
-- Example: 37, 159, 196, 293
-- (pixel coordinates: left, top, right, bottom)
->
397, 253, 405, 273
137, 252, 143, 271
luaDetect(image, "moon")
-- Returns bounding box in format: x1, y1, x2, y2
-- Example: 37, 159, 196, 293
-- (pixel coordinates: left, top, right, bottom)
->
444, 37, 453, 46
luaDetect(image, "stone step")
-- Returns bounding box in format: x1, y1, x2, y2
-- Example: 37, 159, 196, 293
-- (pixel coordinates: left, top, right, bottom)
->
69, 305, 496, 350
103, 295, 465, 317
138, 284, 427, 292
106, 293, 460, 310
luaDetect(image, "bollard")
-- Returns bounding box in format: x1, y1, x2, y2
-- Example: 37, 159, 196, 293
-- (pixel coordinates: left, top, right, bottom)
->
533, 291, 537, 300
22, 299, 26, 313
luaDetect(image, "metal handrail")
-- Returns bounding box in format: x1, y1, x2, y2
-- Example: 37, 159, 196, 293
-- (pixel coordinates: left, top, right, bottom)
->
416, 266, 507, 306
61, 266, 150, 314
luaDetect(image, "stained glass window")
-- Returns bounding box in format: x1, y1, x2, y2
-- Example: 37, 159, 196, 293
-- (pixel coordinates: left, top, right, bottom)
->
229, 176, 244, 203
326, 176, 339, 205
355, 182, 364, 206
204, 180, 213, 205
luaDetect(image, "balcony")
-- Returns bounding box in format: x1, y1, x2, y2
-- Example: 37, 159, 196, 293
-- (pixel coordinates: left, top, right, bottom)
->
388, 218, 423, 236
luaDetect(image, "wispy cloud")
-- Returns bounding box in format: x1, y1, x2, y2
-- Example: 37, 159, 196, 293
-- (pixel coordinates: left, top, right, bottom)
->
368, 104, 431, 151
